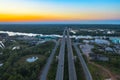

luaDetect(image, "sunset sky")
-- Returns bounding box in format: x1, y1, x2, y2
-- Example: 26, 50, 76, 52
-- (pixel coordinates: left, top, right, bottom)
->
0, 0, 120, 24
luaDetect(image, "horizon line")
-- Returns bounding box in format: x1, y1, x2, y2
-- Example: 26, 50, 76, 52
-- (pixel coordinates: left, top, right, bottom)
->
0, 20, 120, 24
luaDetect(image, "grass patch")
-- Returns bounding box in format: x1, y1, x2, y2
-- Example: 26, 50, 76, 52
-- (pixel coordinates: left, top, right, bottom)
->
72, 45, 86, 80
88, 64, 105, 80
47, 45, 60, 80
64, 44, 69, 80
75, 57, 86, 80
81, 48, 110, 80
94, 52, 120, 76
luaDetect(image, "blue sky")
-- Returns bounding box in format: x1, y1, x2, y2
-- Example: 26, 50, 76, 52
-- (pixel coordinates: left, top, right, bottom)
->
0, 0, 120, 24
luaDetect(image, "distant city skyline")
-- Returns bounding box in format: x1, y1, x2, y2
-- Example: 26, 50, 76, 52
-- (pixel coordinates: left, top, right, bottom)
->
0, 0, 120, 24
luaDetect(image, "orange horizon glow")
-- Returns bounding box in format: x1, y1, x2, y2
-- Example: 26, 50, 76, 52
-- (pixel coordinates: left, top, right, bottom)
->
0, 0, 120, 23
0, 13, 119, 22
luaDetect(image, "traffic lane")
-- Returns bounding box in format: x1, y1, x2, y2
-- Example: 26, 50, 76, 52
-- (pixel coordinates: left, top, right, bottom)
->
73, 43, 93, 80
55, 30, 66, 80
67, 29, 77, 80
39, 40, 59, 80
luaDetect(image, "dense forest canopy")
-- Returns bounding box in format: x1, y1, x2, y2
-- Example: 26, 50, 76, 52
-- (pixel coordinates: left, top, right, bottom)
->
0, 24, 120, 35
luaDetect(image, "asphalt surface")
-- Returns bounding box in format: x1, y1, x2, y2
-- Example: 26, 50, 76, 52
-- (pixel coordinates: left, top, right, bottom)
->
73, 43, 93, 80
55, 29, 66, 80
40, 28, 92, 80
80, 43, 94, 57
66, 29, 77, 80
39, 40, 59, 80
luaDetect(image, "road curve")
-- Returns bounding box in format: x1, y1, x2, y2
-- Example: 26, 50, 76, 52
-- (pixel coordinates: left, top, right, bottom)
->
55, 29, 66, 80
39, 40, 59, 80
67, 29, 77, 80
73, 43, 93, 80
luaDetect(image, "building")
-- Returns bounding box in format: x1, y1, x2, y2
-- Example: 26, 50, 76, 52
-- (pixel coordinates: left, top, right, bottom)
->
89, 53, 109, 61
12, 46, 20, 50
0, 63, 3, 67
105, 47, 113, 52
94, 39, 110, 45
109, 37, 120, 44
35, 35, 58, 40
0, 33, 9, 38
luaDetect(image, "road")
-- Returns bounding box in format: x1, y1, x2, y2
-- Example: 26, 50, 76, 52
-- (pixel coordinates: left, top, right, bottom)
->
39, 40, 59, 80
55, 29, 66, 80
73, 43, 93, 80
66, 29, 77, 80
0, 41, 5, 49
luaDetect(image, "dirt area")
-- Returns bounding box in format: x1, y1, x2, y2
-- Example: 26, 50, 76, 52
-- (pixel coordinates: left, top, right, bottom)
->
80, 43, 120, 80
89, 61, 117, 80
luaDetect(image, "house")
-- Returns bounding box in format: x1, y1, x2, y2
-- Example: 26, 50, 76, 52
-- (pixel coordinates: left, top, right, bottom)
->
83, 40, 90, 43
12, 46, 20, 50
0, 33, 9, 38
105, 47, 113, 52
94, 39, 110, 45
113, 45, 120, 54
0, 63, 3, 67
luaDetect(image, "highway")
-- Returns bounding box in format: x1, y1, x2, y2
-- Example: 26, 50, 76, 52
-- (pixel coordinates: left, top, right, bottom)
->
66, 29, 77, 80
39, 40, 59, 80
73, 43, 93, 80
40, 28, 92, 80
55, 29, 66, 80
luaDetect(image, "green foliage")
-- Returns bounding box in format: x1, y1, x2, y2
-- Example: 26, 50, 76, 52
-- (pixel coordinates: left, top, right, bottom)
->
88, 64, 105, 80
92, 44, 120, 75
47, 44, 60, 80
0, 41, 55, 80
0, 24, 120, 36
